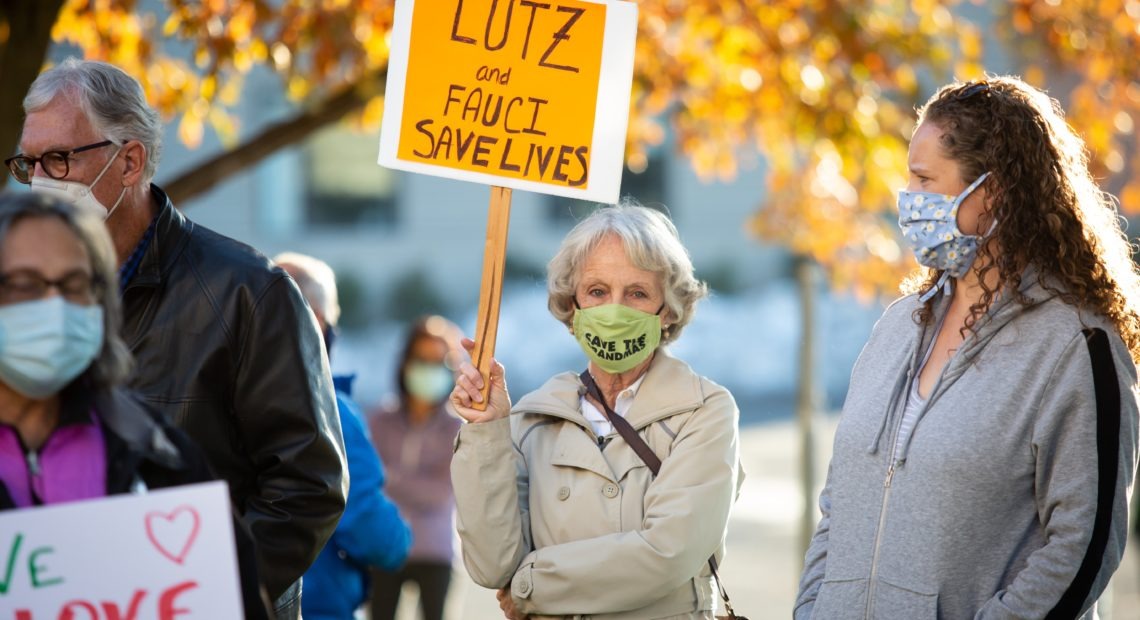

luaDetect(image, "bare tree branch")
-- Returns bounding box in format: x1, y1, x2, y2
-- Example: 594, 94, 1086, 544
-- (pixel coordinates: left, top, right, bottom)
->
163, 69, 387, 205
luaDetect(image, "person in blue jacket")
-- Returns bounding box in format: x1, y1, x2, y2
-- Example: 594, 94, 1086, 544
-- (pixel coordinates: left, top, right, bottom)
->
276, 252, 412, 620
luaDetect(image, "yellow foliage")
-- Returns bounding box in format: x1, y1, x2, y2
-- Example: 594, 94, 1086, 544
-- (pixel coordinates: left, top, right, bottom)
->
218, 77, 242, 106
1122, 184, 1140, 215
953, 61, 985, 81
358, 95, 385, 130
37, 0, 1140, 298
288, 75, 311, 100
163, 13, 181, 37
208, 108, 238, 147
178, 113, 203, 148
200, 75, 217, 101
250, 39, 268, 63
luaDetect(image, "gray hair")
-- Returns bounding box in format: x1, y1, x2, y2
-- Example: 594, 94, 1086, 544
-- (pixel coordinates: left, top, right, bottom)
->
0, 192, 133, 388
547, 200, 708, 345
273, 252, 342, 327
24, 58, 163, 182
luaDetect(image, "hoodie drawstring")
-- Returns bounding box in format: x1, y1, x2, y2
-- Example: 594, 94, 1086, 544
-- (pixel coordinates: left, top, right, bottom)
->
919, 272, 952, 303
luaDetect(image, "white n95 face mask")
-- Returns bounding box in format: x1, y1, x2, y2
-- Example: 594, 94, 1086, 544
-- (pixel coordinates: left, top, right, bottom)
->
30, 144, 126, 220
0, 296, 104, 399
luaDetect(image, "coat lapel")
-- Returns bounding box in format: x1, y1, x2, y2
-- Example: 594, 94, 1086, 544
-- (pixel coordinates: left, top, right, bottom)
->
549, 421, 617, 483
624, 351, 705, 430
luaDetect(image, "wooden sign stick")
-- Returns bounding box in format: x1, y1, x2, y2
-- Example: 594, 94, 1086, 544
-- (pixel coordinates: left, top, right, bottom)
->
472, 186, 512, 410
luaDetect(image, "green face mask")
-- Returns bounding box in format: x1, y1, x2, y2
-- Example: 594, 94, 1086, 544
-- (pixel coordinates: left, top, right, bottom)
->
573, 303, 663, 373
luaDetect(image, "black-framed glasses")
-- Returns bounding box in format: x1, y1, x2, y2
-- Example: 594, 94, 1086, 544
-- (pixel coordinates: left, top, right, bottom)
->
954, 80, 991, 101
4, 140, 114, 185
0, 269, 102, 305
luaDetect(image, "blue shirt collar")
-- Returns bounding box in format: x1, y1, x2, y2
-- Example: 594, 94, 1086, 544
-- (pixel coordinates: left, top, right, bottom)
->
118, 216, 158, 293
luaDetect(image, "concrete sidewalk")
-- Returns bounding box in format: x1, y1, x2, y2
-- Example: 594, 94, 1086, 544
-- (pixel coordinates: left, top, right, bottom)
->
397, 418, 1140, 620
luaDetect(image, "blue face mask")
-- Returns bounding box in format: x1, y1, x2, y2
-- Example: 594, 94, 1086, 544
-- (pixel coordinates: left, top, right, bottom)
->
0, 296, 104, 399
897, 172, 992, 300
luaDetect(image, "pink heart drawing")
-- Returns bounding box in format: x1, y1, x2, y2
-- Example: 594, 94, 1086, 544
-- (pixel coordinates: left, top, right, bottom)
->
145, 505, 201, 565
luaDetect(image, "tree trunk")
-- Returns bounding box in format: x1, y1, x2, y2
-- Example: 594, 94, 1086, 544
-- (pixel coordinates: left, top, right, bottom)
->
795, 255, 821, 563
0, 0, 66, 189
163, 69, 387, 205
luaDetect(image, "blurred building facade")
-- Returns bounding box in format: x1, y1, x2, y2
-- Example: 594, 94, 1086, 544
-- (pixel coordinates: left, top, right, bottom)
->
154, 71, 791, 327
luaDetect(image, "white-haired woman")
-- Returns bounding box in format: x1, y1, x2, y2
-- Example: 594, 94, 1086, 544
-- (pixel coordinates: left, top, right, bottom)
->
450, 202, 742, 619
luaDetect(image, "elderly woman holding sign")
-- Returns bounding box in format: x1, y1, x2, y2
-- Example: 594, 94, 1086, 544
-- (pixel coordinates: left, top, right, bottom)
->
0, 193, 270, 619
450, 203, 744, 619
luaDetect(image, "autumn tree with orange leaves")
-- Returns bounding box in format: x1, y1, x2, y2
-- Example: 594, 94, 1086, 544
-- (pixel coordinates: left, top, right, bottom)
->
1, 0, 1136, 296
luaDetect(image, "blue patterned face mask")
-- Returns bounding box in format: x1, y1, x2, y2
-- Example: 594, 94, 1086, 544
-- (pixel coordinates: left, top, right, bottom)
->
897, 172, 992, 300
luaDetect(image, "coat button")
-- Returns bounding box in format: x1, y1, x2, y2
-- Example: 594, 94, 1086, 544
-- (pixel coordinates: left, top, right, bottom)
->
557, 486, 571, 501
602, 482, 619, 498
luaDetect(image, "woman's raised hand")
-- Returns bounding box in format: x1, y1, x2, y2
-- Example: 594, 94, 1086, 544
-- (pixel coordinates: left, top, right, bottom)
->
450, 337, 512, 423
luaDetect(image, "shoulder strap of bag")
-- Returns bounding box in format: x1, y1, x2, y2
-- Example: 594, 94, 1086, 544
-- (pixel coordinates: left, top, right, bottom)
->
1045, 328, 1121, 619
581, 370, 662, 473
580, 370, 743, 620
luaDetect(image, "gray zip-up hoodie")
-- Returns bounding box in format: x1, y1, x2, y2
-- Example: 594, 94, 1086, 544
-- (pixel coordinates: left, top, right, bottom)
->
795, 275, 1139, 619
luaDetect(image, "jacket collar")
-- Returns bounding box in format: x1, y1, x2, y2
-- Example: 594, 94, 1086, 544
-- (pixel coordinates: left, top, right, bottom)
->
129, 184, 193, 290
513, 349, 707, 431
868, 265, 1064, 457
0, 387, 186, 509
926, 264, 1060, 370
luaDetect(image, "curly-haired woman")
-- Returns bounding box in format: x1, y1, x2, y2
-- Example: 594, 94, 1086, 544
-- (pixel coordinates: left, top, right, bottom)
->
795, 76, 1140, 619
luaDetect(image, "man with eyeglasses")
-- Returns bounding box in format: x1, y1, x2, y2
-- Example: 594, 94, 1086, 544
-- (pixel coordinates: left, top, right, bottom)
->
7, 58, 348, 620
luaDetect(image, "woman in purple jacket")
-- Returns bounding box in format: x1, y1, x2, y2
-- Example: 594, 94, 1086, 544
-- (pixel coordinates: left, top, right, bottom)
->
0, 192, 270, 618
370, 316, 464, 620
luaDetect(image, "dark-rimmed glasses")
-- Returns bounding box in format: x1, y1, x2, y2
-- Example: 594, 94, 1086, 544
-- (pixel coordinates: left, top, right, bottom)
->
4, 140, 114, 185
0, 269, 102, 306
954, 81, 991, 101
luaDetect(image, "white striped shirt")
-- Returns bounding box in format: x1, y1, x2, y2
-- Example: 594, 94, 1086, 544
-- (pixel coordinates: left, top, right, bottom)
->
893, 375, 927, 462
894, 320, 945, 462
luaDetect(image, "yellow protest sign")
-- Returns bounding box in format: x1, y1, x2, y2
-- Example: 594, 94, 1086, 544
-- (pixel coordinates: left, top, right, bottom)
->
379, 0, 638, 203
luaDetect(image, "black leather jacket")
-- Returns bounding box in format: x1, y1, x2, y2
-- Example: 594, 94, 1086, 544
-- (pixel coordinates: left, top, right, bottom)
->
120, 185, 348, 599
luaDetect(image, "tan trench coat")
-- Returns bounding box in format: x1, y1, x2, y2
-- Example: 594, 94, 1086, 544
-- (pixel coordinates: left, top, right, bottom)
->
452, 351, 743, 619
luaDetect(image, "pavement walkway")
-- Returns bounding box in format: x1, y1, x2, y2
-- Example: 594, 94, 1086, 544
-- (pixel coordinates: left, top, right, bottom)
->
389, 417, 1140, 620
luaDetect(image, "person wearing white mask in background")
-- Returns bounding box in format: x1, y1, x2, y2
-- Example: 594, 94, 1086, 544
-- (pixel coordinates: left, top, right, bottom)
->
7, 58, 347, 618
369, 316, 465, 620
0, 192, 273, 619
795, 77, 1140, 619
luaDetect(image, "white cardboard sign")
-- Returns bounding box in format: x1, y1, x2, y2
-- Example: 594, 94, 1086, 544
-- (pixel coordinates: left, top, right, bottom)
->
0, 481, 242, 619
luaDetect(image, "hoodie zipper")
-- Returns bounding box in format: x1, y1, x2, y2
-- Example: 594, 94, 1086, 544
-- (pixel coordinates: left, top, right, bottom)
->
864, 362, 914, 619
863, 327, 967, 617
861, 292, 1018, 615
865, 461, 896, 618
25, 449, 43, 505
